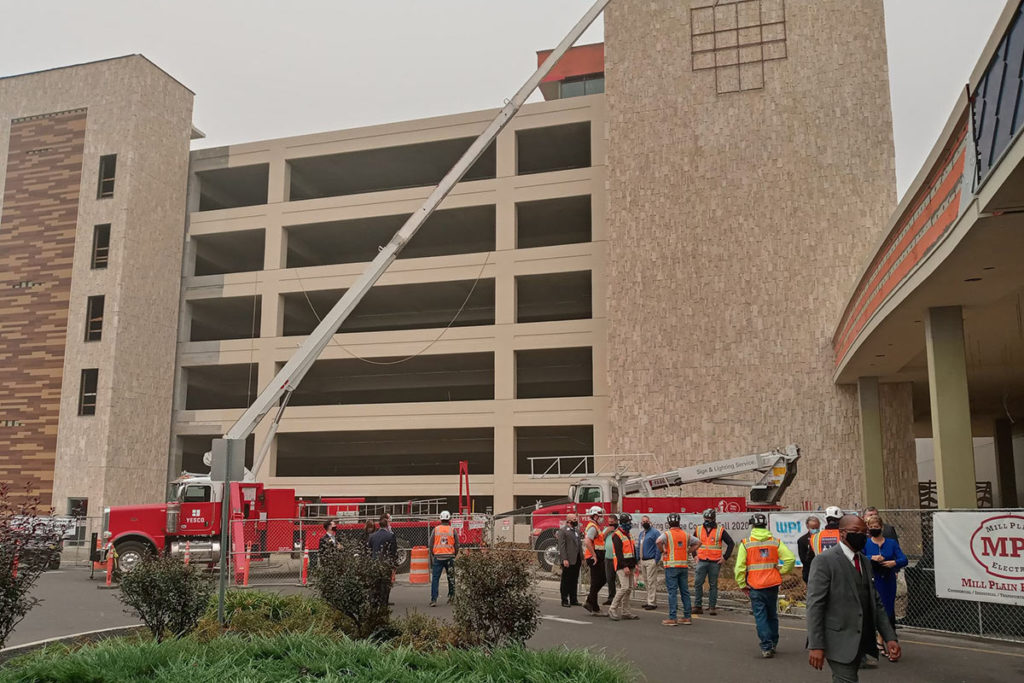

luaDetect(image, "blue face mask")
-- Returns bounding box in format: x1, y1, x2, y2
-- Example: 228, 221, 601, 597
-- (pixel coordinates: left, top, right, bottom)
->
620, 523, 632, 533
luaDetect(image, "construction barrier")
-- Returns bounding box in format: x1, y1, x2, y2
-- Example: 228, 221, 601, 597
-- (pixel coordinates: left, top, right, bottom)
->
409, 546, 429, 584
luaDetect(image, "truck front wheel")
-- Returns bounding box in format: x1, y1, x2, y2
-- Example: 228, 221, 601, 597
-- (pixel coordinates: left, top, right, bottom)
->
536, 535, 559, 572
115, 541, 151, 574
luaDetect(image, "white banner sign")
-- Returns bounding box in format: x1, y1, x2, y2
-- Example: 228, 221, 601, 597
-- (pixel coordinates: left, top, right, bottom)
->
769, 512, 824, 567
934, 512, 1024, 607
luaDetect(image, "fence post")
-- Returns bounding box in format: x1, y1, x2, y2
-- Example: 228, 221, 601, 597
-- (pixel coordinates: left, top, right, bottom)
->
978, 601, 984, 637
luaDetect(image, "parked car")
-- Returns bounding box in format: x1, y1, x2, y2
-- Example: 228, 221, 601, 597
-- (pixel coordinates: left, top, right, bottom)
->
5, 516, 76, 571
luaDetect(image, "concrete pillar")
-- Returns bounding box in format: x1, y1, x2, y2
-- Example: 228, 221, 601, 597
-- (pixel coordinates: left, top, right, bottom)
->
857, 376, 886, 508
994, 419, 1019, 507
925, 306, 977, 508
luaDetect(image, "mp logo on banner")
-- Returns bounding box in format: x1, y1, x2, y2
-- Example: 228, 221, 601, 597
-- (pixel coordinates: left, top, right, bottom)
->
934, 512, 1024, 607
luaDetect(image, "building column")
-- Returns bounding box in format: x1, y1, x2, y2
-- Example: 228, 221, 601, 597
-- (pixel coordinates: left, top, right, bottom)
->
925, 306, 977, 508
857, 376, 886, 508
995, 419, 1019, 508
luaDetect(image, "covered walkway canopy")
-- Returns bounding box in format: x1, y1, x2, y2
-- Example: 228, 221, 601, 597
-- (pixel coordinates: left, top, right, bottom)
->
834, 1, 1024, 509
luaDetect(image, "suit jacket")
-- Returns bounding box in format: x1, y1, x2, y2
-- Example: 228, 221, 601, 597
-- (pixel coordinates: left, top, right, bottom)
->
805, 544, 897, 664
556, 525, 583, 565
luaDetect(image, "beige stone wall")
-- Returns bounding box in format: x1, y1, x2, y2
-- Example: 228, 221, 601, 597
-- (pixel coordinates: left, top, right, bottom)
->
603, 0, 900, 507
879, 382, 918, 509
1, 56, 194, 514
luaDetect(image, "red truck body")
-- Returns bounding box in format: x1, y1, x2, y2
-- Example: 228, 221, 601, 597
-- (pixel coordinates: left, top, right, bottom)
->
103, 479, 482, 574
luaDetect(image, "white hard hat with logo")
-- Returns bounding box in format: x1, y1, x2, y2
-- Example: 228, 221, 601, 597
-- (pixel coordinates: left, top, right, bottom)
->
440, 510, 451, 521
824, 506, 843, 520
587, 506, 604, 517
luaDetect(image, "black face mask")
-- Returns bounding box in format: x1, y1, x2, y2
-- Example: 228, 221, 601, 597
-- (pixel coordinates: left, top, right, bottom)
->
704, 520, 715, 528
569, 520, 578, 527
844, 532, 868, 553
641, 522, 651, 530
868, 528, 882, 537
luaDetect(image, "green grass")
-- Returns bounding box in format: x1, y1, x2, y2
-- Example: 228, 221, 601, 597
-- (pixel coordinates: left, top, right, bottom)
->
0, 633, 633, 683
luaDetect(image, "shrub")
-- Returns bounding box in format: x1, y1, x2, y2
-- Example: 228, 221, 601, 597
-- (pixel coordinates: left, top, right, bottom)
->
118, 553, 214, 642
310, 545, 393, 639
391, 611, 469, 651
452, 547, 540, 648
193, 590, 345, 641
0, 483, 61, 650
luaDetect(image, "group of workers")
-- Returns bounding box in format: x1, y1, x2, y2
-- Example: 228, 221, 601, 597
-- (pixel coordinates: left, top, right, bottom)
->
556, 505, 908, 683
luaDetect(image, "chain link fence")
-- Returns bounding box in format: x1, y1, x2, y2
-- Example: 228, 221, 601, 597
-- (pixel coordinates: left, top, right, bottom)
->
877, 508, 1024, 642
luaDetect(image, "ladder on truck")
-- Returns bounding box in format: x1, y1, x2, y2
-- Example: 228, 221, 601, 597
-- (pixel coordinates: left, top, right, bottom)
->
527, 453, 665, 480
622, 444, 800, 505
205, 0, 615, 478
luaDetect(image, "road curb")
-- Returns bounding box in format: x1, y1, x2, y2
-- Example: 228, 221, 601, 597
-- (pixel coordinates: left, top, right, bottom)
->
0, 624, 145, 664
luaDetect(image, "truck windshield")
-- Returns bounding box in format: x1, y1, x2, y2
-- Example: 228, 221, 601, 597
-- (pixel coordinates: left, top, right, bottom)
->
578, 487, 602, 503
182, 485, 211, 503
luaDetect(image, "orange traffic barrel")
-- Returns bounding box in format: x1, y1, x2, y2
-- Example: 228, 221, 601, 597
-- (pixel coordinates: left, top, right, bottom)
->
410, 546, 429, 584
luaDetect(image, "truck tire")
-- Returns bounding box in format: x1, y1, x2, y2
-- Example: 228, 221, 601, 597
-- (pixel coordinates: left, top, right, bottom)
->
115, 541, 151, 575
395, 538, 412, 574
536, 535, 559, 572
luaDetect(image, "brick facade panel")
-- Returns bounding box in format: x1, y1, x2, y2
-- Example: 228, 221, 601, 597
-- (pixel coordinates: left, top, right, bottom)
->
0, 109, 86, 505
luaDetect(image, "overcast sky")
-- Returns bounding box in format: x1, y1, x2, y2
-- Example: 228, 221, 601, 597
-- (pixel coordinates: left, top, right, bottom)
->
0, 1, 1008, 197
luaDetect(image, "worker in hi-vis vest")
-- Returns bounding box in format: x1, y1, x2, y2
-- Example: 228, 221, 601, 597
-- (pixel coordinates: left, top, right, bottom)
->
692, 508, 735, 616
735, 512, 795, 658
806, 506, 844, 573
428, 510, 459, 607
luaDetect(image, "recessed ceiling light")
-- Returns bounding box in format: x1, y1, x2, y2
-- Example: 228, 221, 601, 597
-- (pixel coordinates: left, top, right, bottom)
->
983, 266, 996, 271
964, 277, 982, 282
875, 354, 885, 358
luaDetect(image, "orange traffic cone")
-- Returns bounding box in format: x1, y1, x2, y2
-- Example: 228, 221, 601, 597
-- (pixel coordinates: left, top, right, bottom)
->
183, 541, 191, 565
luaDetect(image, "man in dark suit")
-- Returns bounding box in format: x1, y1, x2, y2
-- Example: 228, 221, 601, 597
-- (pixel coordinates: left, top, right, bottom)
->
369, 515, 398, 607
806, 514, 901, 682
556, 513, 583, 607
798, 515, 821, 583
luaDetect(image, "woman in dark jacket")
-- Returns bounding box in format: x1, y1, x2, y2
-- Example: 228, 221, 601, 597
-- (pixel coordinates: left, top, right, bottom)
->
866, 513, 908, 659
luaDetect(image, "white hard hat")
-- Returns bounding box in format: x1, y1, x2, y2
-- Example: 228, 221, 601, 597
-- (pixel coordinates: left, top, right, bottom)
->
587, 506, 604, 516
439, 510, 451, 521
825, 506, 843, 520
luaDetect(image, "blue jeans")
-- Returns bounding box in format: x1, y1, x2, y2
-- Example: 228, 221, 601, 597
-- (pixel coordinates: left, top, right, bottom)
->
431, 557, 455, 602
664, 567, 691, 620
693, 559, 721, 608
748, 585, 780, 652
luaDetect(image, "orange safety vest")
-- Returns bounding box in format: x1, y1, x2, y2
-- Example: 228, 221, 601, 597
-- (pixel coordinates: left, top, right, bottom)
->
432, 524, 456, 557
697, 524, 725, 561
612, 528, 635, 571
811, 528, 841, 555
742, 535, 782, 589
583, 520, 605, 560
663, 527, 690, 568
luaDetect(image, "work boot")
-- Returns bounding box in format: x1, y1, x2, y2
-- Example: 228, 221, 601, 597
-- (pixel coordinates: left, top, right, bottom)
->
677, 617, 692, 625
709, 607, 718, 616
642, 604, 657, 610
692, 606, 704, 615
429, 600, 437, 607
602, 598, 613, 605
761, 650, 774, 659
661, 619, 677, 626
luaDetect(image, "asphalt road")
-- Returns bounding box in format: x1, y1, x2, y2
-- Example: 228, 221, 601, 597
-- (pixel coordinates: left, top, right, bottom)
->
7, 567, 1024, 683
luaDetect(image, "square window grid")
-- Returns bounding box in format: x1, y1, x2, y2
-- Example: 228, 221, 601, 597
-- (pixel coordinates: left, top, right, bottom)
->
691, 0, 787, 94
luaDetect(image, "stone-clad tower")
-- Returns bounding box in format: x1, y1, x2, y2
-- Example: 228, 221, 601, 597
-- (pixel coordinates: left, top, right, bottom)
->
603, 0, 913, 506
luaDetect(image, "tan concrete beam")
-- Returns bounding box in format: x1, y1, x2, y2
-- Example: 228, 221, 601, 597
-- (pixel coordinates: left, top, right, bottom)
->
858, 377, 886, 508
925, 306, 977, 508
